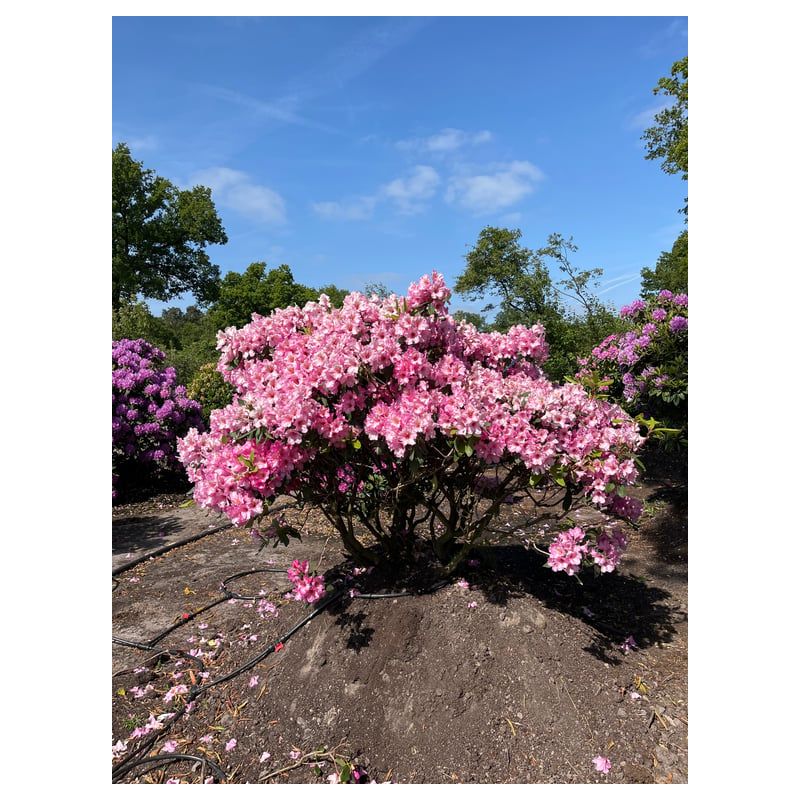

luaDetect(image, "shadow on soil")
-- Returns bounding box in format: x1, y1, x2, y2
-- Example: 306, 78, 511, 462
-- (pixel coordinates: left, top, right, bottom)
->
325, 540, 680, 667
112, 515, 185, 555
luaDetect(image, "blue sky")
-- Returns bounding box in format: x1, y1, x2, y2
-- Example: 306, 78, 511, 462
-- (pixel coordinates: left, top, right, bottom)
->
113, 16, 687, 317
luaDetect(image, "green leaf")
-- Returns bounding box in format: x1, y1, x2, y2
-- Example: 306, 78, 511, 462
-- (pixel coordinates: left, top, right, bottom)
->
179, 498, 195, 508
552, 475, 566, 488
339, 763, 352, 784
352, 439, 362, 450
464, 443, 474, 457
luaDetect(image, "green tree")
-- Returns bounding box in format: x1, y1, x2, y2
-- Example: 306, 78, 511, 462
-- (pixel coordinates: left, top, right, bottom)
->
364, 281, 392, 299
640, 230, 688, 297
317, 283, 349, 308
455, 227, 620, 380
112, 300, 176, 348
642, 56, 688, 214
112, 143, 228, 310
452, 310, 489, 331
209, 263, 318, 330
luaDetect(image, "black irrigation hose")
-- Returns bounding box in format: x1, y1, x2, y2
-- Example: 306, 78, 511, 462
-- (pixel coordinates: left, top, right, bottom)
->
112, 521, 454, 783
356, 579, 450, 600
112, 521, 233, 577
112, 588, 345, 783
120, 753, 228, 783
112, 597, 231, 650
219, 566, 292, 600
112, 498, 299, 578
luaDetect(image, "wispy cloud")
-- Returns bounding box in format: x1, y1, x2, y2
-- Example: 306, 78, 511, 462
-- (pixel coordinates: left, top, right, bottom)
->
312, 165, 440, 221
192, 167, 286, 225
202, 86, 339, 134
298, 18, 429, 96
638, 18, 688, 58
597, 270, 641, 295
201, 19, 428, 138
627, 102, 670, 130
445, 161, 544, 214
113, 130, 159, 152
311, 196, 378, 221
397, 128, 493, 154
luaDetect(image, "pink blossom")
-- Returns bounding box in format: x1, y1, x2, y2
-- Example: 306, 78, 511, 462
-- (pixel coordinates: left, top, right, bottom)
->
259, 751, 271, 763
249, 675, 259, 688
163, 684, 189, 704
161, 740, 178, 753
620, 635, 637, 653
289, 749, 302, 760
225, 739, 237, 751
592, 755, 611, 774
547, 527, 588, 576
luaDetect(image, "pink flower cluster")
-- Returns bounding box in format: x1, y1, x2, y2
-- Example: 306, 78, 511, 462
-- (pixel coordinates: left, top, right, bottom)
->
178, 273, 644, 550
546, 527, 588, 576
546, 526, 628, 576
287, 559, 326, 604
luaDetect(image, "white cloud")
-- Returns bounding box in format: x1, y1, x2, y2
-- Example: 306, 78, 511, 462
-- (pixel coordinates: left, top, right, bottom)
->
397, 128, 493, 153
382, 165, 440, 214
312, 165, 440, 221
192, 167, 286, 225
311, 196, 378, 221
445, 161, 544, 214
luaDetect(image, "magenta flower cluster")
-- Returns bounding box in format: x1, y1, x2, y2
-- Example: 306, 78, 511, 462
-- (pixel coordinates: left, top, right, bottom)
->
576, 291, 688, 421
546, 526, 628, 576
286, 559, 326, 604
112, 339, 204, 500
178, 273, 644, 562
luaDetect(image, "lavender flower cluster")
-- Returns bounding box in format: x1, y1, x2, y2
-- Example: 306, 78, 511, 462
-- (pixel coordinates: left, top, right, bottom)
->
112, 338, 204, 500
576, 291, 688, 426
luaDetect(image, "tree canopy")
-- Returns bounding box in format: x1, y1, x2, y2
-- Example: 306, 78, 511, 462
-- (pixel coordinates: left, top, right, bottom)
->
454, 227, 620, 380
642, 56, 688, 217
112, 143, 228, 309
640, 56, 688, 294
208, 263, 319, 330
640, 230, 688, 297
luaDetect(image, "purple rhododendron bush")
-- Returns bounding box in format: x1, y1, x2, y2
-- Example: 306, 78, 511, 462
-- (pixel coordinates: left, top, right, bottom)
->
575, 291, 688, 434
113, 339, 205, 501
178, 273, 645, 577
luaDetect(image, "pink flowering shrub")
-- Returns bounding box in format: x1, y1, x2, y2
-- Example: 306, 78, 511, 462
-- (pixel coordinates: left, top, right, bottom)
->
112, 339, 204, 501
178, 273, 644, 571
575, 291, 688, 432
546, 526, 628, 576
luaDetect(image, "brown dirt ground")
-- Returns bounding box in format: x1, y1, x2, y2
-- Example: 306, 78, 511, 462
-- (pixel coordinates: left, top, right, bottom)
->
112, 470, 687, 784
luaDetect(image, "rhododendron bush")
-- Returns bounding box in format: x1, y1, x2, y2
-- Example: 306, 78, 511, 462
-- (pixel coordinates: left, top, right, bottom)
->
575, 291, 688, 432
113, 339, 204, 501
178, 273, 644, 573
